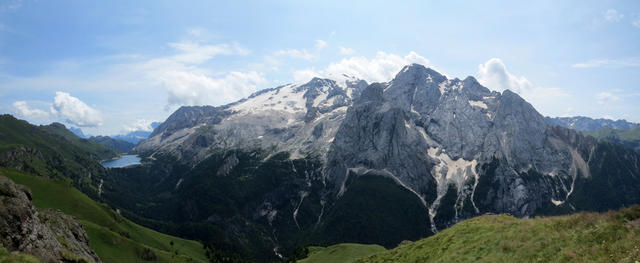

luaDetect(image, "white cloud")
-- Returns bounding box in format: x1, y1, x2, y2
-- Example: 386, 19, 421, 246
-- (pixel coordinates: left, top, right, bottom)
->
596, 92, 620, 104
572, 57, 640, 68
123, 119, 156, 132
275, 48, 314, 61
290, 51, 431, 84
604, 9, 624, 22
51, 92, 103, 127
339, 47, 355, 55
167, 41, 250, 64
477, 58, 533, 93
293, 68, 321, 83
12, 101, 50, 119
477, 58, 570, 117
322, 51, 430, 83
633, 18, 640, 29
164, 71, 266, 108
315, 40, 328, 50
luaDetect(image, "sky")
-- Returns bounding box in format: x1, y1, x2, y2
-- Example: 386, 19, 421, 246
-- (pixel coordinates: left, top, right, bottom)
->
0, 0, 639, 135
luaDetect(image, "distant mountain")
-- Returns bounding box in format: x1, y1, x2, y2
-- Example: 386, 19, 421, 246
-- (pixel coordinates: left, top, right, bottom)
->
113, 122, 162, 144
69, 126, 89, 138
583, 126, 640, 154
545, 116, 638, 131
89, 136, 136, 153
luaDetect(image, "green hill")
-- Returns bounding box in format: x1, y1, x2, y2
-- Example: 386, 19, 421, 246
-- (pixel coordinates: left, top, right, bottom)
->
1, 167, 208, 263
354, 207, 640, 263
583, 126, 640, 153
0, 115, 116, 195
297, 243, 386, 263
89, 135, 136, 153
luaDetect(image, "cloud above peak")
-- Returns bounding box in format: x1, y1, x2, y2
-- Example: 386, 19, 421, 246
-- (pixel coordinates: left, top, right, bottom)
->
12, 101, 50, 119
293, 51, 430, 84
477, 58, 532, 93
164, 71, 266, 108
51, 92, 103, 127
123, 119, 156, 132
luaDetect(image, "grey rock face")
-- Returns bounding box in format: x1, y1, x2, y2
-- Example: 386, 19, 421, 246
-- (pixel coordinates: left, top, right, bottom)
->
325, 63, 599, 230
133, 63, 640, 247
0, 175, 100, 262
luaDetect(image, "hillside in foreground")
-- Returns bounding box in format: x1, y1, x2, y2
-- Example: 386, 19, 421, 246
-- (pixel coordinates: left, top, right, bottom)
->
352, 207, 640, 263
1, 167, 207, 263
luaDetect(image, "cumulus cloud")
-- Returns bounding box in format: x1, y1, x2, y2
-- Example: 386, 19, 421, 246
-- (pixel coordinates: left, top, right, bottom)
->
51, 92, 103, 127
477, 58, 533, 93
164, 71, 266, 108
123, 119, 156, 132
293, 68, 321, 83
596, 92, 620, 104
477, 58, 570, 116
634, 18, 640, 28
290, 51, 430, 83
339, 47, 355, 55
323, 51, 430, 83
604, 9, 624, 22
275, 48, 314, 61
12, 101, 50, 119
315, 40, 328, 50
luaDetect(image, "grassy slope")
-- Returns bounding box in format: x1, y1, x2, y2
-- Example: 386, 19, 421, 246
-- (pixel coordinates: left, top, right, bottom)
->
0, 115, 116, 162
0, 115, 115, 192
583, 126, 640, 152
298, 243, 385, 263
1, 168, 207, 263
356, 207, 640, 263
0, 246, 40, 263
38, 123, 117, 160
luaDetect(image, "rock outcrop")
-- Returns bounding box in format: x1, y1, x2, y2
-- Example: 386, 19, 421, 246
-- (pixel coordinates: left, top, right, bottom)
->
0, 175, 100, 262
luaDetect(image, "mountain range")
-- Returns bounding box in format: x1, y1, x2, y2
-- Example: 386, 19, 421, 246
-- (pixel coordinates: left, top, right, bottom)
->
90, 64, 640, 261
70, 122, 163, 153
545, 116, 638, 131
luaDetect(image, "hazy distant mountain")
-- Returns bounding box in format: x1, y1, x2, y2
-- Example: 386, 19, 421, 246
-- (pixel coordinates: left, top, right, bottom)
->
99, 64, 640, 261
69, 126, 89, 138
113, 122, 162, 144
89, 136, 136, 153
545, 116, 638, 131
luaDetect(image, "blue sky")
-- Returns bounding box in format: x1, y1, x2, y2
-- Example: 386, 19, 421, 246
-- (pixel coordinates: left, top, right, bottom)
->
1, 0, 639, 135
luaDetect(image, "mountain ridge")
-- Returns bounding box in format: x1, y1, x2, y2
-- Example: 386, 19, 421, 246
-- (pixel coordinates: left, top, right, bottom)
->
546, 116, 638, 131
103, 64, 640, 261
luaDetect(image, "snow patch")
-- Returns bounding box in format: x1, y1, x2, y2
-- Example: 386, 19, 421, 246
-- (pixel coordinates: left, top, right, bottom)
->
231, 84, 306, 114
468, 100, 488, 109
427, 147, 479, 232
293, 191, 309, 229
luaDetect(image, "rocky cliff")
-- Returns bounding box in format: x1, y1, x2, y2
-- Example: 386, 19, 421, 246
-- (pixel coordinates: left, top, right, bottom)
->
0, 175, 100, 262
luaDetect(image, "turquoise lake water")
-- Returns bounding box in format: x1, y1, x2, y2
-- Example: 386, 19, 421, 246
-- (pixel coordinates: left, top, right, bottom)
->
101, 155, 141, 168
